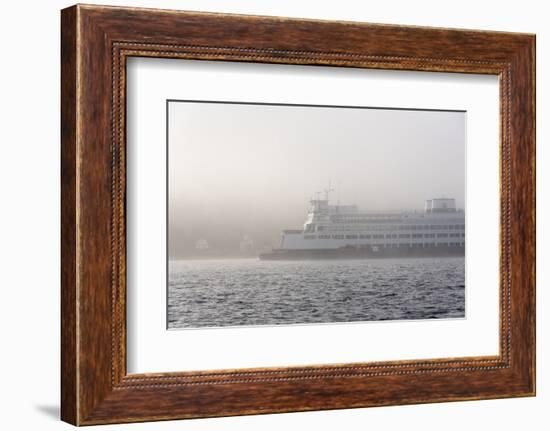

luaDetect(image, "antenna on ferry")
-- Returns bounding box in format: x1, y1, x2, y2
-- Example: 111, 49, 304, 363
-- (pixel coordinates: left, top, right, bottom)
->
324, 180, 334, 201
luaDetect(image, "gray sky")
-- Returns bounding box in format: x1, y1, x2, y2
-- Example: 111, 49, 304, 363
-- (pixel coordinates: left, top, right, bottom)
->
168, 101, 465, 258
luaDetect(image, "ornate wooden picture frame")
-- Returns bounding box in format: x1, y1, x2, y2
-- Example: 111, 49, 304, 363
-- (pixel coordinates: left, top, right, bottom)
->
61, 4, 535, 425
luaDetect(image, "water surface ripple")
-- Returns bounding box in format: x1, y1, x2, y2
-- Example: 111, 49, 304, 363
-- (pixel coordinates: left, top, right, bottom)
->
168, 257, 465, 329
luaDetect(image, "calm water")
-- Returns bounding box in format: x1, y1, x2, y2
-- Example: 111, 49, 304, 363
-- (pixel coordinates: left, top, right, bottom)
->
168, 257, 465, 329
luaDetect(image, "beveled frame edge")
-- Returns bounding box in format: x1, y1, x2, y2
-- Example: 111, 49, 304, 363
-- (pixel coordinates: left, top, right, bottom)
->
61, 4, 535, 426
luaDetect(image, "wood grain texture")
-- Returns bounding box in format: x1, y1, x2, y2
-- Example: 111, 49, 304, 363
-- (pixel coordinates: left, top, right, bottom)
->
60, 5, 78, 425
60, 4, 536, 425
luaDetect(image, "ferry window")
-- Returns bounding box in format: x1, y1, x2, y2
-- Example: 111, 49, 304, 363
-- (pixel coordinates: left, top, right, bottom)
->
399, 234, 411, 238
437, 233, 448, 238
424, 233, 435, 238
412, 233, 423, 238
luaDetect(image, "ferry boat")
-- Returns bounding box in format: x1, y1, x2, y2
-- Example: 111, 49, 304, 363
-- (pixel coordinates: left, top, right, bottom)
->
259, 194, 465, 260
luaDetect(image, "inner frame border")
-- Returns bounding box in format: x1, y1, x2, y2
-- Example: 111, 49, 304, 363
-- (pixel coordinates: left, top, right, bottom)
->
114, 43, 511, 387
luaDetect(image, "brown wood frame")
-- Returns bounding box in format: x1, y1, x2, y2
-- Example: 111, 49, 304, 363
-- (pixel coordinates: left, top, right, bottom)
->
61, 4, 536, 426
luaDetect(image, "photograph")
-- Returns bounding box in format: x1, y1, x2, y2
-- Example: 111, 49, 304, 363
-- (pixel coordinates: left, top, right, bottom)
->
167, 100, 466, 329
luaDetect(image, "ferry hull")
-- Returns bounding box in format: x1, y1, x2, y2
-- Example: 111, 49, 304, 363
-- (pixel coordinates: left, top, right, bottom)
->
259, 245, 465, 261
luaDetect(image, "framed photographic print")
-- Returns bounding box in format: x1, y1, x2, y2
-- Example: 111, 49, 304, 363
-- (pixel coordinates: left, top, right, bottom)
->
61, 4, 536, 425
165, 100, 466, 330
